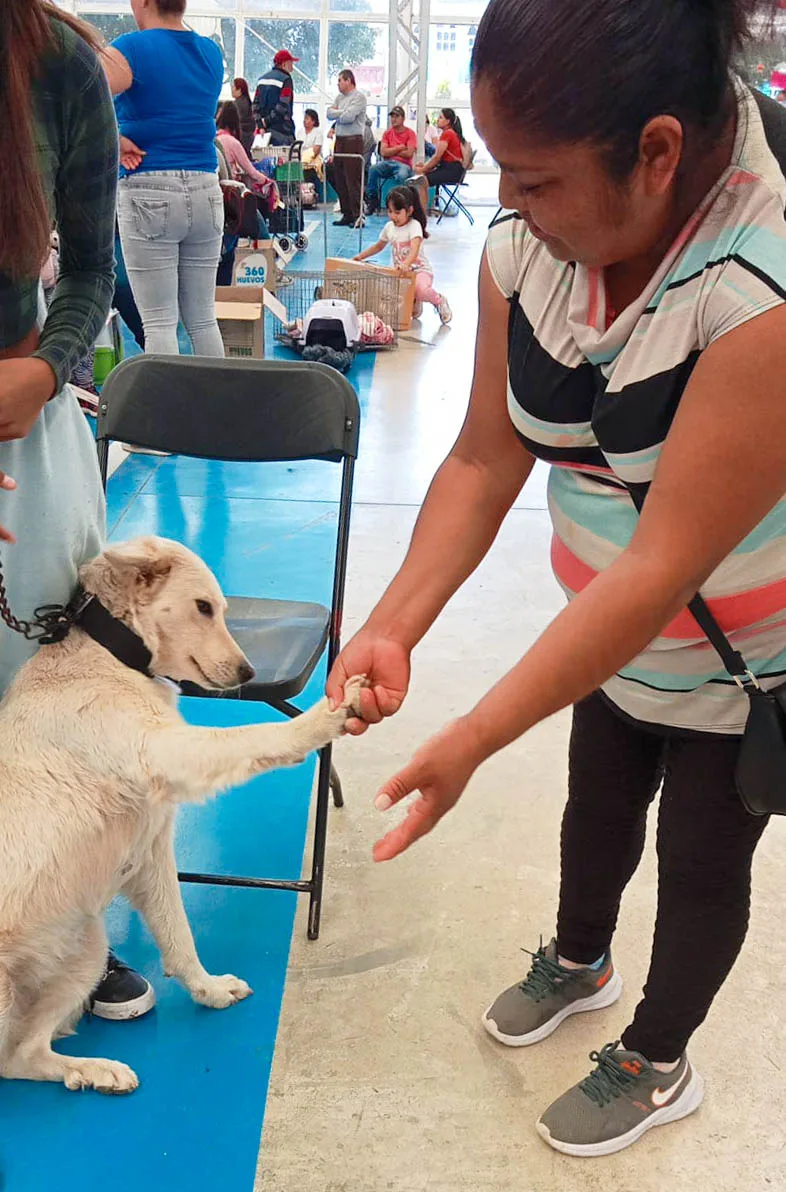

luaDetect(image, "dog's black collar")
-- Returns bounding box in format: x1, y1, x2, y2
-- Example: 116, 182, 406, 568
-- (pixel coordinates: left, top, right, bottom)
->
68, 588, 154, 678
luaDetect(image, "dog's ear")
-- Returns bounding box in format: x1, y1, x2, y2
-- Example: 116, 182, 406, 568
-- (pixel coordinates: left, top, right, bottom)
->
81, 537, 174, 606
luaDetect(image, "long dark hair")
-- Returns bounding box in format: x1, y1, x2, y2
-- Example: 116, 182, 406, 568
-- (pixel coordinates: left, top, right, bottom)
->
387, 185, 430, 239
440, 107, 466, 145
0, 1, 100, 281
233, 77, 250, 100
216, 100, 242, 141
472, 0, 780, 180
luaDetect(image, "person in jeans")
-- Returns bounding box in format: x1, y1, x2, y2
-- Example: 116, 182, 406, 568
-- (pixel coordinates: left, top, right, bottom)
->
327, 70, 368, 227
102, 0, 225, 359
327, 0, 786, 1159
0, 0, 154, 1026
365, 106, 417, 216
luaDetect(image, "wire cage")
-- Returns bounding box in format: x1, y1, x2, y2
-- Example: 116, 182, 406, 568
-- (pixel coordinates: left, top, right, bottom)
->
274, 267, 408, 351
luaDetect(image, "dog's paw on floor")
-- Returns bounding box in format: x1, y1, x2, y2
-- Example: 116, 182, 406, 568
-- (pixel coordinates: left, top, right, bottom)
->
189, 973, 253, 1009
63, 1055, 139, 1095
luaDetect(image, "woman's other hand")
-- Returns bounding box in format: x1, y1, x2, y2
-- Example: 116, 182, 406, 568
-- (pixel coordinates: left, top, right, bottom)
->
371, 719, 485, 861
326, 629, 411, 735
0, 359, 56, 442
0, 471, 17, 543
119, 135, 146, 172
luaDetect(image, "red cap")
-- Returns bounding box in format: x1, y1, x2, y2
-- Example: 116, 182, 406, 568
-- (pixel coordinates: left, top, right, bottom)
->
274, 49, 299, 67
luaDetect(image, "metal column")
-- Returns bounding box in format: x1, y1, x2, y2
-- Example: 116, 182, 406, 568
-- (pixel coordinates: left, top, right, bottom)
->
387, 0, 431, 153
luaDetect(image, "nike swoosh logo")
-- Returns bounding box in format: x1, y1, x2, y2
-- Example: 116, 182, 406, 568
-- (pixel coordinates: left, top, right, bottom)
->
651, 1064, 690, 1108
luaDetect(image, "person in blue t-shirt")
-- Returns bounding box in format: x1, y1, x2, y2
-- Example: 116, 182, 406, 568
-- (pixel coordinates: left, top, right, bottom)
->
102, 0, 225, 362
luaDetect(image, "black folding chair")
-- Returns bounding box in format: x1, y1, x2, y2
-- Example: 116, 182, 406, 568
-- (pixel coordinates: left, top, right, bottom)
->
436, 151, 477, 227
97, 355, 360, 939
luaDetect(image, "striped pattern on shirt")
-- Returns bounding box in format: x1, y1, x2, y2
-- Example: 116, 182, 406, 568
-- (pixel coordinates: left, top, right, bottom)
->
487, 82, 786, 733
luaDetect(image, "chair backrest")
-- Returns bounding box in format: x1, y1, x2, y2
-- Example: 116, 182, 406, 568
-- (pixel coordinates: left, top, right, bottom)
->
97, 356, 360, 465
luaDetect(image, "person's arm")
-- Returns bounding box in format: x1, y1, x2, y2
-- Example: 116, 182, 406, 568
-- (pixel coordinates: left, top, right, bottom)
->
326, 97, 341, 121
395, 137, 417, 162
101, 46, 133, 95
334, 91, 366, 126
371, 302, 786, 860
353, 240, 386, 261
29, 41, 117, 404
416, 138, 447, 174
231, 136, 273, 185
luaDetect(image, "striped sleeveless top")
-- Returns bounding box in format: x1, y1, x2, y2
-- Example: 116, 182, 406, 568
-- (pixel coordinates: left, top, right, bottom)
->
487, 82, 786, 734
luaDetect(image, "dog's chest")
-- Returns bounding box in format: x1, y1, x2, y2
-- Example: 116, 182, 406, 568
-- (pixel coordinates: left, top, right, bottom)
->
113, 803, 173, 887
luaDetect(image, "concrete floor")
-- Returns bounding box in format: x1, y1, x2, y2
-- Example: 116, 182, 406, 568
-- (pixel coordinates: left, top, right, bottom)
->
257, 214, 786, 1191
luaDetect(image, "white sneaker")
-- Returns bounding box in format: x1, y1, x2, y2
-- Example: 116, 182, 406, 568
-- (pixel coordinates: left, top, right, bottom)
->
437, 295, 452, 325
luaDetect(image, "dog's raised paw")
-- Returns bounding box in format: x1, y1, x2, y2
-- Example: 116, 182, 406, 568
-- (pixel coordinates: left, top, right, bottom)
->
191, 973, 253, 1009
63, 1056, 139, 1095
341, 674, 369, 718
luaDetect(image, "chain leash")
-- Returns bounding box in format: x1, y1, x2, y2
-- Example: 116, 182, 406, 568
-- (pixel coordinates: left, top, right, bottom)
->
0, 554, 75, 645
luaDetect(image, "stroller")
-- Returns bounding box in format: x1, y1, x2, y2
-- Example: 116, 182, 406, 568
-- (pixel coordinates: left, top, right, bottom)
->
269, 141, 310, 254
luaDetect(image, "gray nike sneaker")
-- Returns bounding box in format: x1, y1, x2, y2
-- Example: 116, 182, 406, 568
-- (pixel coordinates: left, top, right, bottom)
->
482, 938, 622, 1047
537, 1041, 704, 1157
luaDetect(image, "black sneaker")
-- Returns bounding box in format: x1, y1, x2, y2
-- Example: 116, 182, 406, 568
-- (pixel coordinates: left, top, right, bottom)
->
89, 952, 156, 1021
333, 217, 352, 226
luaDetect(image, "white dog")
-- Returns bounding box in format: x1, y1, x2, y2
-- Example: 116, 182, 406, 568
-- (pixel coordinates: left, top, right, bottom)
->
0, 536, 363, 1095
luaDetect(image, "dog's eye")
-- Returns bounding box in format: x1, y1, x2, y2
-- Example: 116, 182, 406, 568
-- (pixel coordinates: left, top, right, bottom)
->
195, 599, 214, 618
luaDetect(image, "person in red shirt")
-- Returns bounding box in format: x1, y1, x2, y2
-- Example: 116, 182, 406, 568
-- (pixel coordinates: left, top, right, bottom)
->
365, 105, 418, 215
412, 107, 466, 214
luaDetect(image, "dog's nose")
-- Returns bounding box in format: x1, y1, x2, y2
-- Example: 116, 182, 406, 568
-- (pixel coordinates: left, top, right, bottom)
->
237, 661, 255, 686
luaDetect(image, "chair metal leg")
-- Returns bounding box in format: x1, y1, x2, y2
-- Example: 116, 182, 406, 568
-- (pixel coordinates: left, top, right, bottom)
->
330, 763, 344, 809
308, 742, 333, 940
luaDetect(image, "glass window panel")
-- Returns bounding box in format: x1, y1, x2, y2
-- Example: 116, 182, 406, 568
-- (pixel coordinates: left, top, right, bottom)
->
78, 12, 138, 40
428, 21, 474, 105
330, 0, 390, 15
737, 15, 786, 98
245, 19, 320, 95
327, 22, 387, 106
428, 0, 487, 17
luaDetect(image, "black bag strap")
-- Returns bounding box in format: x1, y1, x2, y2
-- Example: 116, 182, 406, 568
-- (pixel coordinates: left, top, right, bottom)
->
625, 484, 760, 690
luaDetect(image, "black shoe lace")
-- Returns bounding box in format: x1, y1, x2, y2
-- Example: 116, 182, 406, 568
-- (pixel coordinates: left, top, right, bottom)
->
518, 938, 572, 1002
580, 1042, 640, 1107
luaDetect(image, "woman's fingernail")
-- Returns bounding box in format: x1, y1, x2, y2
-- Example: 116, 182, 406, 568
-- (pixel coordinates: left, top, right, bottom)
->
375, 792, 393, 811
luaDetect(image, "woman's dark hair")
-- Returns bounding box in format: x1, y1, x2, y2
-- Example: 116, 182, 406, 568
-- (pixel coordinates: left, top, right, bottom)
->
0, 1, 100, 280
387, 185, 430, 239
472, 0, 780, 180
440, 107, 465, 145
233, 77, 250, 99
339, 69, 356, 86
155, 0, 188, 13
216, 100, 242, 141
304, 107, 320, 127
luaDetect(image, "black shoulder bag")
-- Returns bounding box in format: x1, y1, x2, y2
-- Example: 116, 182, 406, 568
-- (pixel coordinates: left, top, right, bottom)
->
627, 485, 786, 817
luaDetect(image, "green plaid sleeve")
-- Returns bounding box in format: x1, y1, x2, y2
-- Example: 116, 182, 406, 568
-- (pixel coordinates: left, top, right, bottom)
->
32, 30, 118, 393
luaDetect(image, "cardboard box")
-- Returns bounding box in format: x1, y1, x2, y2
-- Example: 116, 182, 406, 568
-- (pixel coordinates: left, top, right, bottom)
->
232, 241, 277, 293
324, 258, 415, 331
215, 285, 264, 359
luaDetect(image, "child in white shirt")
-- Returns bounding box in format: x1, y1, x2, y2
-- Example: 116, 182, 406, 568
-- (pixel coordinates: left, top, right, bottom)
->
353, 185, 452, 324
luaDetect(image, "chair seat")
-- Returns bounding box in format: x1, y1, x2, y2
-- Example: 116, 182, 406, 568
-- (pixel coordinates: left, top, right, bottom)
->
181, 595, 330, 701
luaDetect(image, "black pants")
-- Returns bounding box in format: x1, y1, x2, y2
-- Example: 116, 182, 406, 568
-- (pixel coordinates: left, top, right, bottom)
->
557, 692, 768, 1062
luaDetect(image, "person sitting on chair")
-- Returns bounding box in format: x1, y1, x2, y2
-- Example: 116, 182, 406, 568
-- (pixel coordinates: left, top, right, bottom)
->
411, 107, 466, 216
365, 106, 417, 216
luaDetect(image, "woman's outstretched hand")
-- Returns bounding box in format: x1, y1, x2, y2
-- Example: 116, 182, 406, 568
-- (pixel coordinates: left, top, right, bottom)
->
371, 718, 485, 862
326, 629, 411, 735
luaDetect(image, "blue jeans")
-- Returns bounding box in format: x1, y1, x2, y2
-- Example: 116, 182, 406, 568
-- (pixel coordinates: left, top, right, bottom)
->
366, 159, 411, 206
117, 170, 224, 357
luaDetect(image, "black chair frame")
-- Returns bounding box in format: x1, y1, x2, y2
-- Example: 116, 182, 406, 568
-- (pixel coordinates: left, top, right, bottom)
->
97, 356, 359, 939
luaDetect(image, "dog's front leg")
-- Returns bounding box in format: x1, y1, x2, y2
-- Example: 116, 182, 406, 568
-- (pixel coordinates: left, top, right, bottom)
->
123, 820, 252, 1009
143, 675, 365, 801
